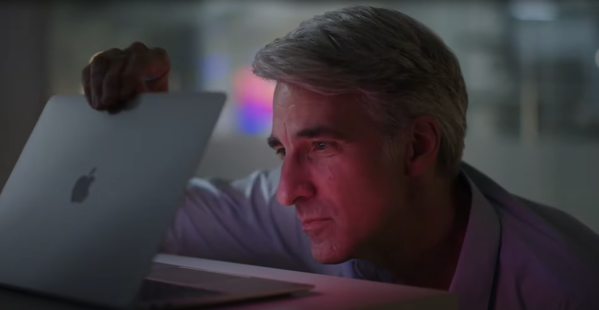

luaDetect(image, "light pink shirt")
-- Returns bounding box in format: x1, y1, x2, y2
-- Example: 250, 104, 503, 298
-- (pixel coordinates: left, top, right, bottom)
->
162, 163, 599, 310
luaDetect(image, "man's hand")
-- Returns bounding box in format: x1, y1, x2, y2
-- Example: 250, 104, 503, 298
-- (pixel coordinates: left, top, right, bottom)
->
81, 42, 170, 112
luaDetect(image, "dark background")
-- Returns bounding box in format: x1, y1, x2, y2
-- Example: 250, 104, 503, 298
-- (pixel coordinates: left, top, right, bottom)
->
2, 0, 599, 231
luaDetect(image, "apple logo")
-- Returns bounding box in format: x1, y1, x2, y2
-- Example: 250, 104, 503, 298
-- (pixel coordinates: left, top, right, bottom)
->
71, 167, 96, 204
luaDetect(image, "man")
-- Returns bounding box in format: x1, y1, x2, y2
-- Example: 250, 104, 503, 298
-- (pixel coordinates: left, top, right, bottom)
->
81, 6, 599, 310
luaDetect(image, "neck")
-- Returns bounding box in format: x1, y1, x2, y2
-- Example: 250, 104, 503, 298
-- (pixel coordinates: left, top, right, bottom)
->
364, 173, 471, 290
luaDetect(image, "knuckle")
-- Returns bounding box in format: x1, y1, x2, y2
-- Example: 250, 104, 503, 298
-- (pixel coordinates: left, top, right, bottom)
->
92, 48, 121, 61
130, 41, 146, 48
151, 48, 170, 62
90, 58, 108, 74
128, 52, 142, 64
90, 56, 106, 67
104, 48, 122, 56
152, 47, 167, 56
129, 41, 149, 52
89, 52, 103, 64
89, 49, 123, 73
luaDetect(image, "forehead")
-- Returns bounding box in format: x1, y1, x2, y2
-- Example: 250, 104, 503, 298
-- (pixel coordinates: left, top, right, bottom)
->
271, 83, 368, 134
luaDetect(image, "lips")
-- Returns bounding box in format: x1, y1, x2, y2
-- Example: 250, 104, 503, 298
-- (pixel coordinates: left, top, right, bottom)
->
301, 218, 332, 231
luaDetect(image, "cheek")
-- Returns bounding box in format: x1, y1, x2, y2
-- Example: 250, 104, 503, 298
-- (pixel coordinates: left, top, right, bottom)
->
314, 149, 400, 195
312, 154, 401, 227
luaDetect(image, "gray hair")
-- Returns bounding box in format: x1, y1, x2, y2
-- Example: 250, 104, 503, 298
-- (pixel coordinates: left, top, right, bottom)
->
252, 6, 468, 175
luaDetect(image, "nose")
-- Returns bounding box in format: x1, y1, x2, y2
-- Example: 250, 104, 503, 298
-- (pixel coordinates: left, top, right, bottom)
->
276, 155, 315, 206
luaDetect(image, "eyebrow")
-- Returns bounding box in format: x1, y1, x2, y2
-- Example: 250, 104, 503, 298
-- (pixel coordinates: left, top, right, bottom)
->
267, 126, 349, 149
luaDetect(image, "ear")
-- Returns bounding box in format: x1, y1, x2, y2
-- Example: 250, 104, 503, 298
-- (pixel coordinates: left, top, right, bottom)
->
403, 116, 441, 177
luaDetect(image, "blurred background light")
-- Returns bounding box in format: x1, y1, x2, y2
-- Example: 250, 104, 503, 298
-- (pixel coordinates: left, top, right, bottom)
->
232, 66, 275, 135
510, 1, 558, 21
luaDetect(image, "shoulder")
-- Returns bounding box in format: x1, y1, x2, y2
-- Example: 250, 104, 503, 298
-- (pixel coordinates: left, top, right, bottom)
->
495, 197, 599, 309
501, 196, 599, 268
184, 167, 281, 206
172, 167, 293, 228
514, 196, 599, 247
461, 163, 599, 308
495, 271, 599, 310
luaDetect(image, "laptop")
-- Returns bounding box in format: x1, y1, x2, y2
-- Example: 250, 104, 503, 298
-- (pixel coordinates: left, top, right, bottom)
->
0, 93, 313, 309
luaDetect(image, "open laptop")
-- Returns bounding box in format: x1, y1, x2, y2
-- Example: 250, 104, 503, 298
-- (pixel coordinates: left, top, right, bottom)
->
0, 93, 313, 309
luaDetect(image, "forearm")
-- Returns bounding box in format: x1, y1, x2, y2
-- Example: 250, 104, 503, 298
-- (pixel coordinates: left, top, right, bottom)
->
160, 170, 313, 271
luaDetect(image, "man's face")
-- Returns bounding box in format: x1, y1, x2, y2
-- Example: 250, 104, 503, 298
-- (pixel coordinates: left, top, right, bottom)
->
268, 83, 411, 264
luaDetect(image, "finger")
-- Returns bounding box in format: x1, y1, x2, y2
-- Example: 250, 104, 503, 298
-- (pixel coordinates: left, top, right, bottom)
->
147, 47, 170, 92
149, 47, 170, 75
119, 42, 152, 100
101, 53, 128, 109
126, 44, 170, 82
128, 41, 149, 53
120, 50, 148, 102
81, 65, 92, 106
89, 48, 121, 110
89, 57, 109, 110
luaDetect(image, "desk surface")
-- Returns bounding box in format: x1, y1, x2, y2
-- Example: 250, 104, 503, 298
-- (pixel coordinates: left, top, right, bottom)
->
1, 254, 457, 310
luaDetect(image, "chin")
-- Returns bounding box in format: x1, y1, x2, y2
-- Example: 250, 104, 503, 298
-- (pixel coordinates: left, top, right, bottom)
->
303, 222, 359, 264
309, 239, 354, 264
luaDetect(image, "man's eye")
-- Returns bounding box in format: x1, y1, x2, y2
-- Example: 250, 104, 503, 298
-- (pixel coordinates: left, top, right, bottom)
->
275, 148, 286, 157
313, 142, 331, 151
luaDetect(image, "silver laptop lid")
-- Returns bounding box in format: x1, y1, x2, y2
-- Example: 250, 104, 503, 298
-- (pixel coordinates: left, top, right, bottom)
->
0, 92, 225, 308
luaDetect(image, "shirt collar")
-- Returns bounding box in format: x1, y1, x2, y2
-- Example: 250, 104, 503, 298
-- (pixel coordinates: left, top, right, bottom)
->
352, 163, 503, 310
449, 163, 502, 310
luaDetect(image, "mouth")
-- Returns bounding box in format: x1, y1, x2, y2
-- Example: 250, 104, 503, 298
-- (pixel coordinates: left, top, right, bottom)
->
301, 218, 333, 231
